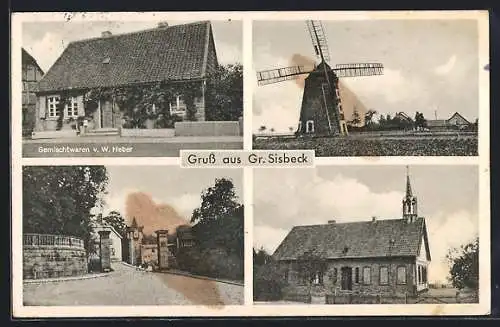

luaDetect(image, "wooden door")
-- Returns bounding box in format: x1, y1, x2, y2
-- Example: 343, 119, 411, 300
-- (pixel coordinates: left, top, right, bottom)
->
341, 267, 353, 291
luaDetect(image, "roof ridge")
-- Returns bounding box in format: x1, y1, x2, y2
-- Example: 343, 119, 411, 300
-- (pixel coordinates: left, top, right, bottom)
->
67, 20, 210, 45
294, 218, 407, 228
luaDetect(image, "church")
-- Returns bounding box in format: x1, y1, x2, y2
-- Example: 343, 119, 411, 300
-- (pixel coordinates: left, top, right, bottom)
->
272, 168, 431, 298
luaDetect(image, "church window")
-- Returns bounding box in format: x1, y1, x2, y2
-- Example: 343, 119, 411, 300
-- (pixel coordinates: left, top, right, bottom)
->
363, 267, 371, 285
379, 266, 389, 285
397, 266, 407, 284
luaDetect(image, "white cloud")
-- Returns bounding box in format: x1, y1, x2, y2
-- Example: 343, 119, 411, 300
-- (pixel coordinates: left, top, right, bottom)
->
253, 225, 290, 254
23, 32, 69, 72
216, 41, 242, 65
434, 55, 457, 76
426, 209, 478, 283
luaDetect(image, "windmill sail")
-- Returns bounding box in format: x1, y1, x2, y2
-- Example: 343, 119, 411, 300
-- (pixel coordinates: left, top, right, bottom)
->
333, 63, 384, 78
306, 20, 331, 63
256, 65, 312, 86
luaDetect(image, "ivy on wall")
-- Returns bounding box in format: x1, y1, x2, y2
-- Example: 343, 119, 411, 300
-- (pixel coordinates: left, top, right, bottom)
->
82, 81, 203, 129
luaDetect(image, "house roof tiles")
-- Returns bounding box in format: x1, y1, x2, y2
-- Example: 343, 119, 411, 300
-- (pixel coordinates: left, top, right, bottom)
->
37, 21, 214, 93
272, 217, 430, 261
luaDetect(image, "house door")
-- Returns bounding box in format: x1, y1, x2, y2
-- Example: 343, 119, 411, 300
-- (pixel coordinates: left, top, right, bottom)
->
341, 267, 353, 291
100, 100, 114, 128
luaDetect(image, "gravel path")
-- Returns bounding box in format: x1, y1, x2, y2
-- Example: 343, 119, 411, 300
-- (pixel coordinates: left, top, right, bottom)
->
23, 262, 243, 306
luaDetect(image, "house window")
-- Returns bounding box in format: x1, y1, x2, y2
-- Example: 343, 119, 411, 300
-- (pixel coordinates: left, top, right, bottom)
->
170, 95, 187, 114
306, 120, 315, 133
363, 267, 371, 285
355, 267, 360, 283
312, 271, 324, 285
331, 268, 338, 284
47, 96, 60, 118
65, 97, 79, 118
396, 266, 407, 284
379, 266, 389, 285
284, 270, 289, 282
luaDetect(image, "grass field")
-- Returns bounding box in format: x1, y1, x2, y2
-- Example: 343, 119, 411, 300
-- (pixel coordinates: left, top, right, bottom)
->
253, 135, 478, 157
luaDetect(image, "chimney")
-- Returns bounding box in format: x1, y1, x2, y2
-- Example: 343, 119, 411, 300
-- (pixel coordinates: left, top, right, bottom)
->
157, 21, 169, 28
328, 219, 336, 224
101, 31, 112, 37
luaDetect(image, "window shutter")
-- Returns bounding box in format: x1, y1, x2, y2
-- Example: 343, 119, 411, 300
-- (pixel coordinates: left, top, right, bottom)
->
38, 96, 46, 118
77, 95, 85, 117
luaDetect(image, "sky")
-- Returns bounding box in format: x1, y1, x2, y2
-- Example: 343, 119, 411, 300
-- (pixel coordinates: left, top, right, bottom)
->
22, 19, 242, 73
253, 165, 479, 284
253, 19, 481, 133
93, 166, 243, 235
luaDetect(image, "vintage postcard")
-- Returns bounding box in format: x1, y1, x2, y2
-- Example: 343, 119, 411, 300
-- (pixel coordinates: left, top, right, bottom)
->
14, 13, 243, 157
11, 10, 490, 318
252, 14, 488, 157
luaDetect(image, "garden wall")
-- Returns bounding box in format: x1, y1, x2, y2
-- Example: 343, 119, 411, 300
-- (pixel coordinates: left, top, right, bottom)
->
174, 121, 242, 137
120, 128, 175, 138
23, 234, 87, 280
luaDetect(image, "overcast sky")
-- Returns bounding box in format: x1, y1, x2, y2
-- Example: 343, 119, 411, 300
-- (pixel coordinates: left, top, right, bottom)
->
253, 19, 481, 132
22, 19, 242, 73
94, 166, 243, 235
253, 165, 479, 283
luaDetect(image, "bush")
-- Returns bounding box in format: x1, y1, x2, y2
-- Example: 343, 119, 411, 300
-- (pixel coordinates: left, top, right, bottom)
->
176, 246, 243, 281
253, 262, 288, 301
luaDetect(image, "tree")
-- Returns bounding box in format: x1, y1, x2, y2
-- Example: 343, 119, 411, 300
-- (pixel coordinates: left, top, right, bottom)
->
258, 126, 267, 132
446, 237, 479, 290
205, 63, 243, 121
102, 210, 127, 238
191, 178, 241, 224
254, 247, 273, 266
348, 106, 362, 127
270, 127, 275, 133
289, 127, 294, 132
23, 166, 109, 251
415, 111, 428, 130
364, 109, 378, 127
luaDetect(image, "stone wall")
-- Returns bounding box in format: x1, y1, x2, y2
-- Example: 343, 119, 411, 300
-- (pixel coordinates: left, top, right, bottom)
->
23, 235, 87, 279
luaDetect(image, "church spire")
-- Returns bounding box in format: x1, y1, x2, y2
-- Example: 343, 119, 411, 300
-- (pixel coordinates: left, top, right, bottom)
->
402, 166, 418, 222
406, 165, 413, 198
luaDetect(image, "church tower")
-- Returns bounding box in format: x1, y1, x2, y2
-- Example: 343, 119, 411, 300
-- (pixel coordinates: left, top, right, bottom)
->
402, 166, 418, 223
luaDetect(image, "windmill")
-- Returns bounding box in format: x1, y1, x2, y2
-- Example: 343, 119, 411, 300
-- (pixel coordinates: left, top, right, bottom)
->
256, 20, 384, 136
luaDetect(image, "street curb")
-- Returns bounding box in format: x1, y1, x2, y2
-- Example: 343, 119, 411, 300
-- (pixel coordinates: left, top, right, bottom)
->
162, 269, 244, 287
23, 272, 111, 284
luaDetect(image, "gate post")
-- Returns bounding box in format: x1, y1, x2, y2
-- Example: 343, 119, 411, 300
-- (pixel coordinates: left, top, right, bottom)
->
98, 230, 112, 272
156, 230, 169, 271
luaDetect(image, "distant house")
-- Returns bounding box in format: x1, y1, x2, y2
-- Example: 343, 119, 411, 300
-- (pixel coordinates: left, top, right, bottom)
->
22, 48, 44, 135
273, 171, 431, 298
427, 112, 471, 131
33, 21, 219, 136
92, 224, 123, 262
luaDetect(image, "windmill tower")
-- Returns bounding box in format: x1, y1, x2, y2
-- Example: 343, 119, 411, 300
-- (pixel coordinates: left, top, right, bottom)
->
256, 20, 384, 136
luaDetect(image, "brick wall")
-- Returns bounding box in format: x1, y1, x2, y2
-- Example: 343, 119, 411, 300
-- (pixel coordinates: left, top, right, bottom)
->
23, 247, 87, 279
281, 257, 417, 299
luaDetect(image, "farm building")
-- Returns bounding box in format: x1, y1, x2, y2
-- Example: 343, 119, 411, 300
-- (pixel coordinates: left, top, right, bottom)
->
33, 21, 219, 137
22, 48, 44, 136
273, 171, 431, 298
427, 112, 472, 131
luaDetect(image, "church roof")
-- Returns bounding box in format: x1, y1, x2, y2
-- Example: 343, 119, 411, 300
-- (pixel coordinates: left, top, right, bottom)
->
272, 217, 430, 261
36, 21, 217, 93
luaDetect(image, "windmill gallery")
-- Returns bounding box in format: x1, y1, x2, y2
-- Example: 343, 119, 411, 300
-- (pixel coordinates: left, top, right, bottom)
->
252, 20, 479, 157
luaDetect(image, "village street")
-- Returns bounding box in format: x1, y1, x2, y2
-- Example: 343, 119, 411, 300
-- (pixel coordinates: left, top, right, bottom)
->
23, 262, 244, 306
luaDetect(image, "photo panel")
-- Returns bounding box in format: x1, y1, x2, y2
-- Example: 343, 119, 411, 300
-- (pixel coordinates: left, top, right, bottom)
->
19, 165, 244, 306
15, 13, 243, 157
252, 16, 487, 157
253, 164, 489, 314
